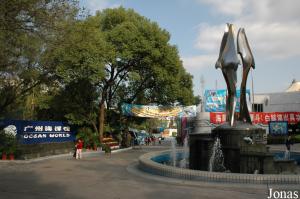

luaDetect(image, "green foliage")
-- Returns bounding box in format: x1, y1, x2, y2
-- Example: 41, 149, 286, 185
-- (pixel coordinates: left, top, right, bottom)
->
1, 5, 195, 141
96, 7, 195, 106
102, 144, 111, 153
0, 130, 20, 156
0, 0, 79, 117
76, 127, 100, 148
44, 17, 106, 84
52, 79, 98, 127
293, 134, 300, 143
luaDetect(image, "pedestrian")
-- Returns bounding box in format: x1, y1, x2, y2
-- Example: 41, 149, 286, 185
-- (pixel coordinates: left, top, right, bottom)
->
285, 135, 293, 151
76, 138, 83, 159
73, 141, 77, 158
285, 135, 293, 160
151, 136, 155, 146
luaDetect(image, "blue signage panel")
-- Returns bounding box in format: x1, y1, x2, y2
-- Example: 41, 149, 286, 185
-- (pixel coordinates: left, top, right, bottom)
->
269, 121, 288, 135
204, 89, 251, 112
0, 120, 76, 144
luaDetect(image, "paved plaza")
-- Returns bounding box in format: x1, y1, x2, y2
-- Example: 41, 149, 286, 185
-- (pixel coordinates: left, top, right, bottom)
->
0, 143, 299, 199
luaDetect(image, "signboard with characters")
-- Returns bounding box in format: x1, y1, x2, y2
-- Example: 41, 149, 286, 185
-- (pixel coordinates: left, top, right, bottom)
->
0, 120, 76, 144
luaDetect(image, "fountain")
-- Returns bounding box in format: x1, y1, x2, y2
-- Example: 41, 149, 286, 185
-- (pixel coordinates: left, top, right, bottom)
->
137, 24, 300, 184
208, 137, 225, 172
189, 23, 299, 174
284, 150, 291, 160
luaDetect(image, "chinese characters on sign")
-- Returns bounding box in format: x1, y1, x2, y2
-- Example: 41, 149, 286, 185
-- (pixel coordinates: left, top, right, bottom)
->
0, 120, 75, 144
210, 112, 300, 124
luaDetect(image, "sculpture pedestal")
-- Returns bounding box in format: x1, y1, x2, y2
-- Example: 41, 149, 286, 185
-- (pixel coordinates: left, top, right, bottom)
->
212, 122, 273, 173
189, 133, 213, 170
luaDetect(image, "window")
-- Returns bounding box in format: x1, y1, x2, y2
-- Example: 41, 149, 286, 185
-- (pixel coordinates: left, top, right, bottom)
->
253, 103, 263, 112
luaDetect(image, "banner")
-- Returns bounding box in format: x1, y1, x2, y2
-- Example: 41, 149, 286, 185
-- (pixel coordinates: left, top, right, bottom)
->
204, 89, 251, 112
210, 112, 300, 124
0, 120, 76, 144
121, 103, 196, 118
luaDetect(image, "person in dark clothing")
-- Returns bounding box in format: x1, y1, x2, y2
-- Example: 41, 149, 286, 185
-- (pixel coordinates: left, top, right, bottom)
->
285, 135, 293, 151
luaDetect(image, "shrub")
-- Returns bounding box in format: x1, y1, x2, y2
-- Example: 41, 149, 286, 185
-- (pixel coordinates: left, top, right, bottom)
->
0, 129, 20, 156
76, 127, 100, 148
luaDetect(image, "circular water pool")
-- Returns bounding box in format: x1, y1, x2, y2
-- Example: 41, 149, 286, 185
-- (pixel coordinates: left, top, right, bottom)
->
139, 150, 300, 184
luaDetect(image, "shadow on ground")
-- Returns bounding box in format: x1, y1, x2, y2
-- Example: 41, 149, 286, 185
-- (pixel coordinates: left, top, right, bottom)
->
0, 167, 81, 199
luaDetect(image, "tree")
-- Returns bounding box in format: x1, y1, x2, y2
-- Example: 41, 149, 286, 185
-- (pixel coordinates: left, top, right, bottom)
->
47, 7, 195, 142
0, 0, 79, 117
95, 8, 194, 140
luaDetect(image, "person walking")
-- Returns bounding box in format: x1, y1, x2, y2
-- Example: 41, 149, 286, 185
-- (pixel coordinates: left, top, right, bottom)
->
285, 135, 293, 160
76, 138, 83, 159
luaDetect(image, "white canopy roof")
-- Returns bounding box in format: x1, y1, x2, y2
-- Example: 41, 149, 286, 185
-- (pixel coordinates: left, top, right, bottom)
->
286, 79, 300, 92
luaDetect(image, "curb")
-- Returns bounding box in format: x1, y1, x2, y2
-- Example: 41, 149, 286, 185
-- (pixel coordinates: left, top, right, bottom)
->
127, 162, 300, 189
0, 147, 133, 164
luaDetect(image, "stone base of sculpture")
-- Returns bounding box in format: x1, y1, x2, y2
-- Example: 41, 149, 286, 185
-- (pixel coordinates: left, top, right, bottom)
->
189, 133, 214, 170
212, 122, 274, 173
189, 120, 298, 174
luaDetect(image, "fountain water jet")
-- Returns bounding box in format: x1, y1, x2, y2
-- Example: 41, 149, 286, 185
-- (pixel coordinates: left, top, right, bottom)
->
170, 138, 177, 167
179, 136, 189, 168
208, 137, 226, 172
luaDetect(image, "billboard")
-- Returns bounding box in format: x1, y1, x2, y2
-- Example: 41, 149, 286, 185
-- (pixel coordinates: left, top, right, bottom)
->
0, 120, 76, 144
210, 112, 300, 124
204, 89, 251, 112
121, 103, 196, 118
269, 121, 288, 135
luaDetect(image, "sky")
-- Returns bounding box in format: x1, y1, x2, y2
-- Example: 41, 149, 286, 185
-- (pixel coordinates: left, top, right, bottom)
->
79, 0, 300, 96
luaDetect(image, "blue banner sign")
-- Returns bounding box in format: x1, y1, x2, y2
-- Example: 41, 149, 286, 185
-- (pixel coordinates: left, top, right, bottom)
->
204, 89, 251, 112
269, 121, 288, 135
0, 120, 76, 144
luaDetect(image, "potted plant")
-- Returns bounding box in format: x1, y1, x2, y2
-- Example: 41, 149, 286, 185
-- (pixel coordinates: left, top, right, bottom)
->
1, 151, 7, 160
7, 146, 16, 160
0, 129, 18, 160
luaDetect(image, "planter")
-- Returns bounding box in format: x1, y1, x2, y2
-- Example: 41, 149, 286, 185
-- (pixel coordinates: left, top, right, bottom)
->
1, 153, 7, 160
9, 154, 14, 160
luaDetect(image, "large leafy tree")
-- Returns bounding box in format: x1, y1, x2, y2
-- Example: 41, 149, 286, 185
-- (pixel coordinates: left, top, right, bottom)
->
0, 0, 78, 117
96, 8, 194, 140
46, 7, 195, 141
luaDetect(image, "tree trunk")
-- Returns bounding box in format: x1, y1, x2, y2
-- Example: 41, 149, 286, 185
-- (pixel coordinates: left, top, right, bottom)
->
92, 121, 98, 134
98, 101, 105, 143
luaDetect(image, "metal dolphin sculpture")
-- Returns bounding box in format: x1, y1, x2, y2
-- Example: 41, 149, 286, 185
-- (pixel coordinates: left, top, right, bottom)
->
215, 24, 240, 126
237, 28, 255, 124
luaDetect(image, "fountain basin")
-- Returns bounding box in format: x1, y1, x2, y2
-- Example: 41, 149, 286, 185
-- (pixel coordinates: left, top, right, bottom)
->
273, 151, 300, 165
139, 150, 300, 184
